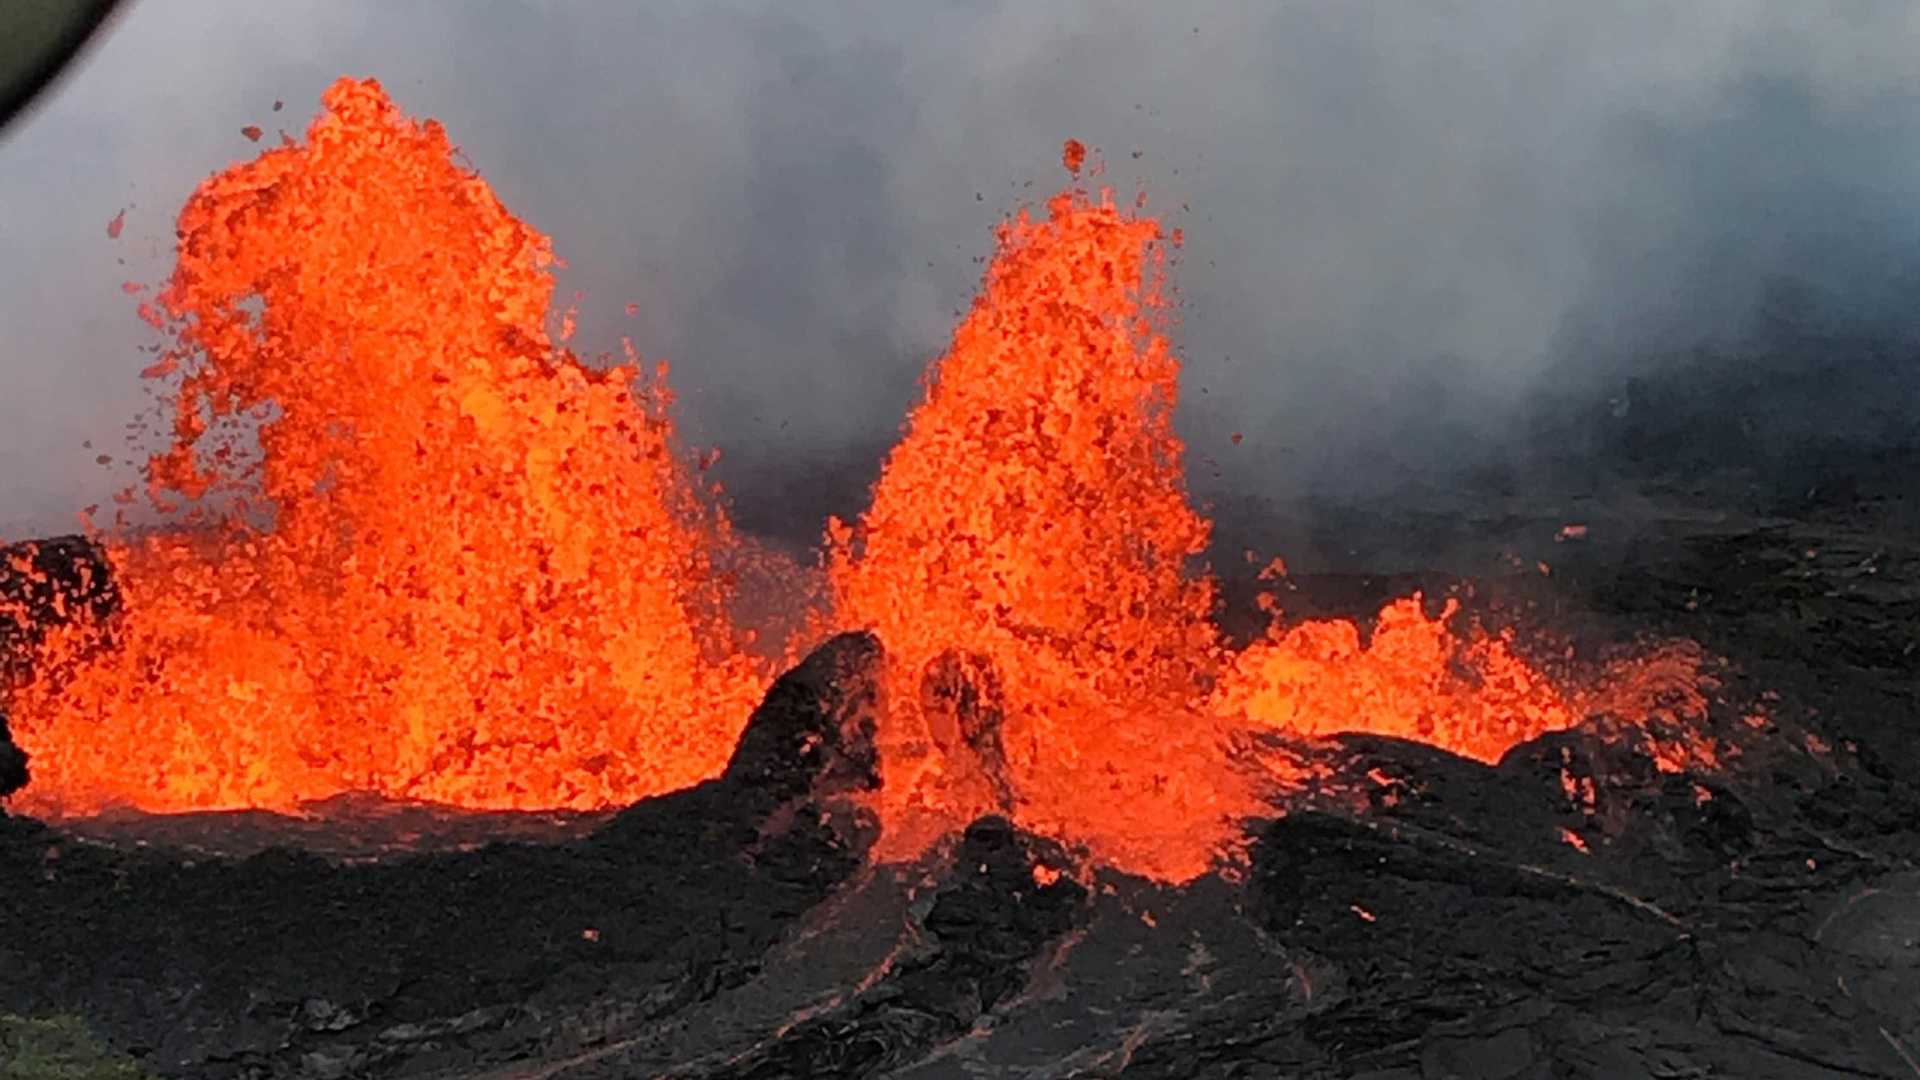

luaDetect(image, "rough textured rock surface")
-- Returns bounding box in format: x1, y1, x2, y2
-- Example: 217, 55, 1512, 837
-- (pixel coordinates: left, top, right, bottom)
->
2, 476, 1919, 1078
676, 816, 1086, 1079
0, 706, 24, 799
0, 631, 883, 1078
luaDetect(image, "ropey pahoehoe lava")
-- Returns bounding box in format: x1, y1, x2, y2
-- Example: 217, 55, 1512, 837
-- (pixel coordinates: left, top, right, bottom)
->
0, 78, 1711, 882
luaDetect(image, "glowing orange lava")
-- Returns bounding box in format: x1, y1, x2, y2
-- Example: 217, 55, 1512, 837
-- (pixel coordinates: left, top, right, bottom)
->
1215, 594, 1578, 763
821, 174, 1692, 879
4, 88, 1708, 885
7, 79, 766, 815
826, 185, 1247, 879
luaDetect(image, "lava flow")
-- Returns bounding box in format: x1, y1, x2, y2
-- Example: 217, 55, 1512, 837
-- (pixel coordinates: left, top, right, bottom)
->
3, 79, 1709, 883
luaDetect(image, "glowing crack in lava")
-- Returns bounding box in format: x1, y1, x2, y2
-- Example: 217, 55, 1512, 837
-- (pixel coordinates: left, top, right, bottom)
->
5, 81, 1708, 883
7, 79, 767, 814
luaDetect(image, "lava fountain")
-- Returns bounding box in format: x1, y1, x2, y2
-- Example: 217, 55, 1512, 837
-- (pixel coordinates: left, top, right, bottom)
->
6, 79, 768, 815
825, 183, 1253, 878
3, 80, 1707, 883
822, 167, 1699, 879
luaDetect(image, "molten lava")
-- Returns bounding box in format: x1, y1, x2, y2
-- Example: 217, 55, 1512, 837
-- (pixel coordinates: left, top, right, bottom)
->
7, 79, 766, 815
1215, 594, 1577, 763
826, 187, 1245, 878
4, 84, 1709, 884
820, 179, 1696, 878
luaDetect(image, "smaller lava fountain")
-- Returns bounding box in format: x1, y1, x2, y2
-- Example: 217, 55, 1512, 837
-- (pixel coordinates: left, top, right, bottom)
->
1, 79, 1711, 885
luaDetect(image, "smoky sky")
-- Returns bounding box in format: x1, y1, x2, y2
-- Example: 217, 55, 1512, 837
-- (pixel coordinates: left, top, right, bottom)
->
3, 1, 1919, 541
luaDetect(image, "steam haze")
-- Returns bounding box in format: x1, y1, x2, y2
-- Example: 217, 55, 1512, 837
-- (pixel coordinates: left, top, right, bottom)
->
4, 1, 1919, 545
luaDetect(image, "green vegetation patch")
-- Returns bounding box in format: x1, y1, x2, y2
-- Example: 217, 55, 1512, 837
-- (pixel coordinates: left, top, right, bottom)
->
0, 1015, 146, 1080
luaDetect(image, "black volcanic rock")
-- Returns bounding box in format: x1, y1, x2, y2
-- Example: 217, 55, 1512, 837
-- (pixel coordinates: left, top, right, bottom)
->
721, 630, 881, 804
0, 631, 884, 1078
0, 706, 24, 799
688, 815, 1088, 1080
4, 494, 1920, 1078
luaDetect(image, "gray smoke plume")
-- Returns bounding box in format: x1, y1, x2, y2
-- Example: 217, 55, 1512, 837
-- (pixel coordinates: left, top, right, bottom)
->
3, 1, 1917, 546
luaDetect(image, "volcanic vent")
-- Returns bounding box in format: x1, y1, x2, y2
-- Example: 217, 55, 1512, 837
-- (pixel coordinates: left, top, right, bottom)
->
4, 79, 1917, 1078
7, 79, 1704, 870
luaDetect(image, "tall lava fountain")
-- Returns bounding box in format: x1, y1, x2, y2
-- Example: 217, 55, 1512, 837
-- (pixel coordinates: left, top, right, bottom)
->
7, 79, 767, 815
